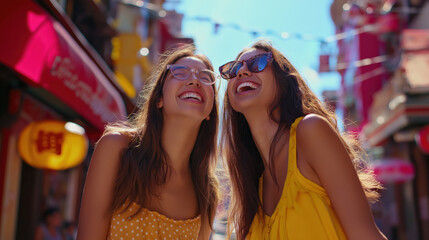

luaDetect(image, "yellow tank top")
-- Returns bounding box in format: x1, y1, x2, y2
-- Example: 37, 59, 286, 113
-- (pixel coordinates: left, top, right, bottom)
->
247, 117, 347, 240
107, 202, 201, 239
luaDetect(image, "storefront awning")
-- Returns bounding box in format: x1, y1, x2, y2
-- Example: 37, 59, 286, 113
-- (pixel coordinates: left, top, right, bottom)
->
402, 50, 429, 93
0, 1, 127, 130
362, 29, 429, 146
363, 102, 429, 146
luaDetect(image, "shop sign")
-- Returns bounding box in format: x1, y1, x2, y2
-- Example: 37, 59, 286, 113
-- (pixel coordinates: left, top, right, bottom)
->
0, 1, 127, 130
18, 120, 88, 170
369, 158, 415, 184
402, 29, 429, 50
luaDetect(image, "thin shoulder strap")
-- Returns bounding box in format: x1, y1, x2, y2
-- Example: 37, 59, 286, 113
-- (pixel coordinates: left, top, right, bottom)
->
287, 117, 304, 173
260, 117, 305, 205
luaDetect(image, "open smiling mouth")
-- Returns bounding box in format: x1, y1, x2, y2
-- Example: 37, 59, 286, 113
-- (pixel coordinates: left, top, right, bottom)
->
236, 82, 259, 93
179, 92, 203, 102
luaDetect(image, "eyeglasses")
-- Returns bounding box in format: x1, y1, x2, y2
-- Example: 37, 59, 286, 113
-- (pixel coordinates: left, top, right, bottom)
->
219, 52, 273, 80
167, 65, 218, 85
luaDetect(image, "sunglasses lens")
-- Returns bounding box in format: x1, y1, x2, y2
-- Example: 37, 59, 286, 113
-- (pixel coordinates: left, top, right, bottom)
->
221, 62, 242, 79
230, 62, 242, 78
220, 53, 271, 79
248, 54, 269, 73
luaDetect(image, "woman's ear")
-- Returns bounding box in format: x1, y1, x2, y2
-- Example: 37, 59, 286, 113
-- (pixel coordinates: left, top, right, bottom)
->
157, 98, 163, 108
205, 115, 210, 121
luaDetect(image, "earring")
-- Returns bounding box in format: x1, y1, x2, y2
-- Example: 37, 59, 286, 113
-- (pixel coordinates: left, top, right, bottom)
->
157, 100, 163, 109
205, 116, 210, 121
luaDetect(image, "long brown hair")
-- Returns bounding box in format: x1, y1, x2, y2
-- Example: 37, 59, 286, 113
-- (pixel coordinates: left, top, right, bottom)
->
222, 40, 382, 239
104, 44, 220, 228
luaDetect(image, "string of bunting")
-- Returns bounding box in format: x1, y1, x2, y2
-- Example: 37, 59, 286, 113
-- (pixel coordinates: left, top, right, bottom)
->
183, 16, 379, 44
121, 0, 398, 73
184, 16, 396, 72
123, 1, 382, 44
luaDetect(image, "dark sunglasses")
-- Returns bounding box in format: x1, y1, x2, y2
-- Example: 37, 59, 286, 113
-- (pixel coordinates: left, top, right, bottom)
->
219, 52, 273, 80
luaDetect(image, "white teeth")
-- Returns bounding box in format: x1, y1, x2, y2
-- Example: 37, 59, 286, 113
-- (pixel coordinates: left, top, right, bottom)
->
179, 92, 202, 102
237, 82, 258, 93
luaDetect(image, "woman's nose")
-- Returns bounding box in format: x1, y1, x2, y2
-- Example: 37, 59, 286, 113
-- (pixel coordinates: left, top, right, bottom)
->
186, 74, 201, 87
236, 62, 252, 79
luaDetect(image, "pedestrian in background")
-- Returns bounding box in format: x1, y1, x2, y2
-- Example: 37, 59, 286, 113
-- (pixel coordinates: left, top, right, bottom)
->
63, 221, 76, 240
34, 207, 64, 240
77, 44, 220, 240
220, 40, 387, 240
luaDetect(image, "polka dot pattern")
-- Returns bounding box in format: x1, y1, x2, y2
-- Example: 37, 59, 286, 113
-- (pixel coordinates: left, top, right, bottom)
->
107, 202, 201, 239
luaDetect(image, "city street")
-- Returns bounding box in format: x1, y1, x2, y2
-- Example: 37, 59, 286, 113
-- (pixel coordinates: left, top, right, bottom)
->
1, 0, 429, 239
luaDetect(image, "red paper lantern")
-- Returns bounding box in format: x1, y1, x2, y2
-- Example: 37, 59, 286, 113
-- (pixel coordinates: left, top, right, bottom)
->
369, 159, 415, 184
416, 125, 429, 154
18, 120, 88, 170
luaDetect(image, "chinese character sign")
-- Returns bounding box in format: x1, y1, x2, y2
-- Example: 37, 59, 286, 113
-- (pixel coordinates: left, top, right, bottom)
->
18, 120, 88, 170
35, 131, 65, 155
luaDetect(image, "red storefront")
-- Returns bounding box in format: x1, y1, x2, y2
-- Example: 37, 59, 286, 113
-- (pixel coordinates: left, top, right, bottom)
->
330, 1, 429, 239
362, 29, 429, 240
0, 1, 128, 239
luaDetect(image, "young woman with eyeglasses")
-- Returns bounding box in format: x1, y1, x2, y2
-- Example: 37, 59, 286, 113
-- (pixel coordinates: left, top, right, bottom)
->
77, 45, 220, 240
219, 40, 386, 240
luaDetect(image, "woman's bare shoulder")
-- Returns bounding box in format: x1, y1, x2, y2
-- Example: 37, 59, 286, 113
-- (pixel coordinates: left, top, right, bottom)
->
297, 114, 334, 135
92, 132, 133, 166
96, 132, 132, 149
296, 114, 343, 158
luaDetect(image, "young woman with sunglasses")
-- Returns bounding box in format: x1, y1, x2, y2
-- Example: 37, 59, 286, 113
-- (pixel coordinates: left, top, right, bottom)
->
220, 40, 386, 240
77, 45, 220, 240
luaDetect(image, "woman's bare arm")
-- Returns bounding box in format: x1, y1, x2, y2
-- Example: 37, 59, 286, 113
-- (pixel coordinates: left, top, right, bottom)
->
297, 114, 386, 240
76, 133, 129, 240
198, 218, 211, 240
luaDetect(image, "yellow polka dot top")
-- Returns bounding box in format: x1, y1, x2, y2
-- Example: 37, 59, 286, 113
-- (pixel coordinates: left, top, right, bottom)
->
247, 117, 347, 240
107, 202, 201, 240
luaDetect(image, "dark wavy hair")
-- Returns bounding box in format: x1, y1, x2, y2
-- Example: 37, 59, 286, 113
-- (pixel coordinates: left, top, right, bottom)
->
104, 44, 220, 228
222, 40, 382, 239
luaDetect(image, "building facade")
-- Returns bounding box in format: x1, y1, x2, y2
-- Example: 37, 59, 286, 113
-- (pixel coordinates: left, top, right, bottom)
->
330, 0, 429, 239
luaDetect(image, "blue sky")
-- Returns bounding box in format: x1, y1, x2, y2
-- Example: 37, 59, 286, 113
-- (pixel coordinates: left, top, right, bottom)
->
164, 0, 341, 97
